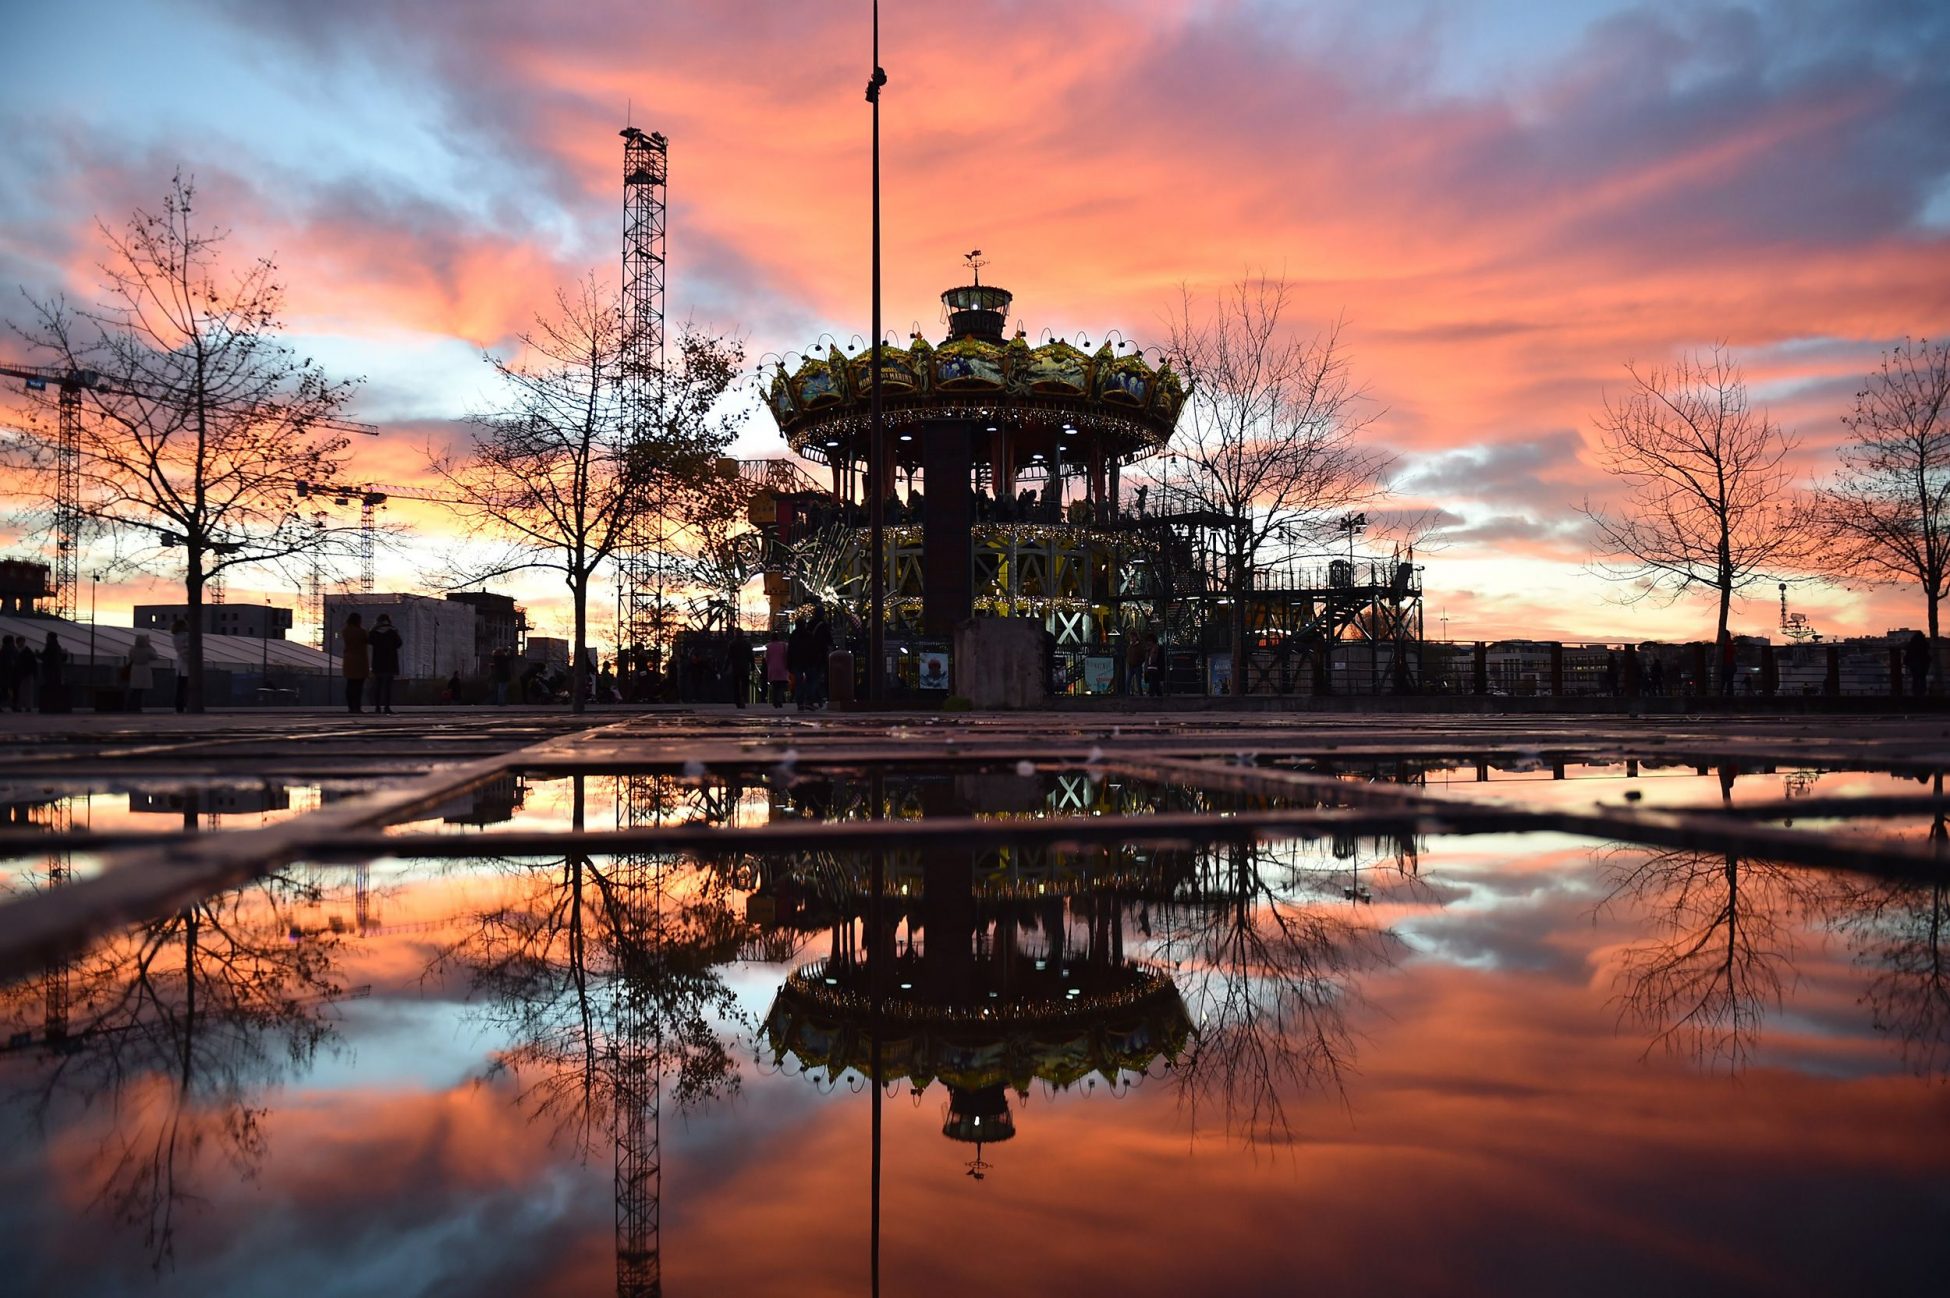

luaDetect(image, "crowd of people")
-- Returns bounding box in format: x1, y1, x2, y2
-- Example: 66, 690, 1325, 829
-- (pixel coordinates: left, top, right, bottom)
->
0, 632, 66, 712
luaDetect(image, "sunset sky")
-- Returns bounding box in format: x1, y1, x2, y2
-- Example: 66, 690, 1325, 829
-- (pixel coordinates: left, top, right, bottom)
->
3, 0, 1947, 644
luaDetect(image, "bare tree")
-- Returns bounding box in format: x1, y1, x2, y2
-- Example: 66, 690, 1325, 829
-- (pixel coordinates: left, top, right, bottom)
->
1161, 277, 1391, 694
10, 175, 363, 710
1584, 346, 1818, 641
1822, 338, 1950, 644
429, 277, 742, 711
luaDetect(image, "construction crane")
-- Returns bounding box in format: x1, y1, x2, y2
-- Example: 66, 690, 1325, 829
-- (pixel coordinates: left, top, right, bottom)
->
292, 481, 389, 594
1, 359, 378, 618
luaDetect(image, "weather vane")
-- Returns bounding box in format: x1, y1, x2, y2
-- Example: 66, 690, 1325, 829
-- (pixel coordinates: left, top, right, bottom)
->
963, 249, 986, 285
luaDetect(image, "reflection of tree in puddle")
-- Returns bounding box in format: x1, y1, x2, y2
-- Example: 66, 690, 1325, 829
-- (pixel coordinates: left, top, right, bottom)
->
1832, 872, 1950, 1080
1599, 763, 1950, 1078
1601, 843, 1822, 1071
1157, 840, 1403, 1145
429, 773, 755, 1295
431, 775, 755, 1140
0, 872, 354, 1269
753, 770, 1410, 1164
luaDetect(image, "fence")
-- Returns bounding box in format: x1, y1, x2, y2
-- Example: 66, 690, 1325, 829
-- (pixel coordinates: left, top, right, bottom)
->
1043, 638, 1940, 700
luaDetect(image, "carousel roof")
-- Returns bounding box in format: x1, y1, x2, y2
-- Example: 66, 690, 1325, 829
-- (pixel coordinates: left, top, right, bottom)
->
763, 284, 1188, 467
762, 959, 1192, 1096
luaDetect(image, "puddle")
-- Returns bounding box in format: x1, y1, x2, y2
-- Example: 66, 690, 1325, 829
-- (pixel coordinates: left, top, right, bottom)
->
0, 769, 1942, 1295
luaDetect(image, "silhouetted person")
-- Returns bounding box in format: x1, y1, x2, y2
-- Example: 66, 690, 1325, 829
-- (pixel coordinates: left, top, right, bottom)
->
340, 613, 369, 713
1648, 655, 1666, 696
0, 635, 18, 711
368, 614, 402, 714
490, 645, 513, 705
37, 633, 65, 712
1905, 631, 1931, 698
766, 628, 790, 708
786, 613, 812, 710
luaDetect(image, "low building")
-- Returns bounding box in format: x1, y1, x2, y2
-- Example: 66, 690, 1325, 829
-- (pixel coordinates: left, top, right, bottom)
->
0, 559, 51, 615
322, 594, 475, 679
135, 603, 293, 640
525, 636, 571, 670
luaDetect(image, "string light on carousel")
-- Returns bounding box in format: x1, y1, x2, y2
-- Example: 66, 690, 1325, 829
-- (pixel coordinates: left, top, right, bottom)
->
759, 252, 1190, 662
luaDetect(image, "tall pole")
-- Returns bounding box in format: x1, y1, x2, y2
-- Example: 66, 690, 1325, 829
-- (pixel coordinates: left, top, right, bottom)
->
866, 2, 888, 705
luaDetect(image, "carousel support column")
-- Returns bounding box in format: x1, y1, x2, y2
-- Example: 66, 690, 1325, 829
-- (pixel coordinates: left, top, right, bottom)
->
992, 425, 1013, 501
1088, 444, 1107, 514
1107, 457, 1121, 519
921, 424, 974, 635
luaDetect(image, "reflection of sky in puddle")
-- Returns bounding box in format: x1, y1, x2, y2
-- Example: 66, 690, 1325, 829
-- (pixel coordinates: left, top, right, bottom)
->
0, 805, 1942, 1296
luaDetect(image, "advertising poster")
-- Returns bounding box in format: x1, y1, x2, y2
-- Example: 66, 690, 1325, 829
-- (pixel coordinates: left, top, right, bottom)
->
918, 651, 950, 690
1206, 653, 1232, 696
1083, 656, 1116, 694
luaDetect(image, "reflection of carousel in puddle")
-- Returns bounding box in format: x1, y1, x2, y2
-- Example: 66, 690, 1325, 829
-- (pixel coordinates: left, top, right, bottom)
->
760, 778, 1194, 1177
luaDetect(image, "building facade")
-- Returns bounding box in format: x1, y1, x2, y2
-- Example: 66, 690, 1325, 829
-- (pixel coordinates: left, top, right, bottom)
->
444, 591, 526, 672
322, 594, 475, 680
135, 603, 294, 640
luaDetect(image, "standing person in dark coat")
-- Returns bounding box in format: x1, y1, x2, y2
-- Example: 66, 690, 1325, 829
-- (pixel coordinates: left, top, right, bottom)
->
0, 636, 17, 712
368, 614, 403, 714
341, 613, 370, 714
765, 628, 790, 708
490, 646, 513, 705
8, 637, 35, 711
38, 633, 65, 712
787, 611, 814, 711
726, 625, 752, 708
806, 605, 834, 708
1905, 630, 1932, 698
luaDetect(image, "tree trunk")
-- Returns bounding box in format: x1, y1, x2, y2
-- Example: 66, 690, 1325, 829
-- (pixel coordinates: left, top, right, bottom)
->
1229, 541, 1249, 697
1929, 588, 1940, 697
185, 552, 206, 714
570, 571, 588, 715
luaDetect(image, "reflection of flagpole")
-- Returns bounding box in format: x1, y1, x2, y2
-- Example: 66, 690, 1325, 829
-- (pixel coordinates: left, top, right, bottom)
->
869, 764, 884, 1298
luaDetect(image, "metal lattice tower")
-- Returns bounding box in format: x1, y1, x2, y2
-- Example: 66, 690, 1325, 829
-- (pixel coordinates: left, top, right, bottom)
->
52, 384, 81, 619
619, 127, 668, 663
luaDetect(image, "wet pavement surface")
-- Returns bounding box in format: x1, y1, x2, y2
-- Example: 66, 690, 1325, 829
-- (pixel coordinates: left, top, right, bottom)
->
0, 711, 1944, 1295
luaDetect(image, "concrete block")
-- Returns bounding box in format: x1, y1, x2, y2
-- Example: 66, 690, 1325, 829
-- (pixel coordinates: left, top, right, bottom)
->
953, 617, 1045, 709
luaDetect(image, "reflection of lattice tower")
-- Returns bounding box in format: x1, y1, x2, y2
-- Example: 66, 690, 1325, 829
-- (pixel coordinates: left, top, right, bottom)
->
615, 775, 669, 1298
42, 800, 74, 1043
619, 127, 669, 656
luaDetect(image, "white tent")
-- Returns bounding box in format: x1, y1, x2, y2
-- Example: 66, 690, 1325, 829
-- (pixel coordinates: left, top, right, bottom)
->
0, 614, 339, 673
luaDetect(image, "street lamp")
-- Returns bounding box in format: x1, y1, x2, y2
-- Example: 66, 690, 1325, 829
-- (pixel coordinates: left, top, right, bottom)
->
88, 571, 100, 676
865, 0, 888, 705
